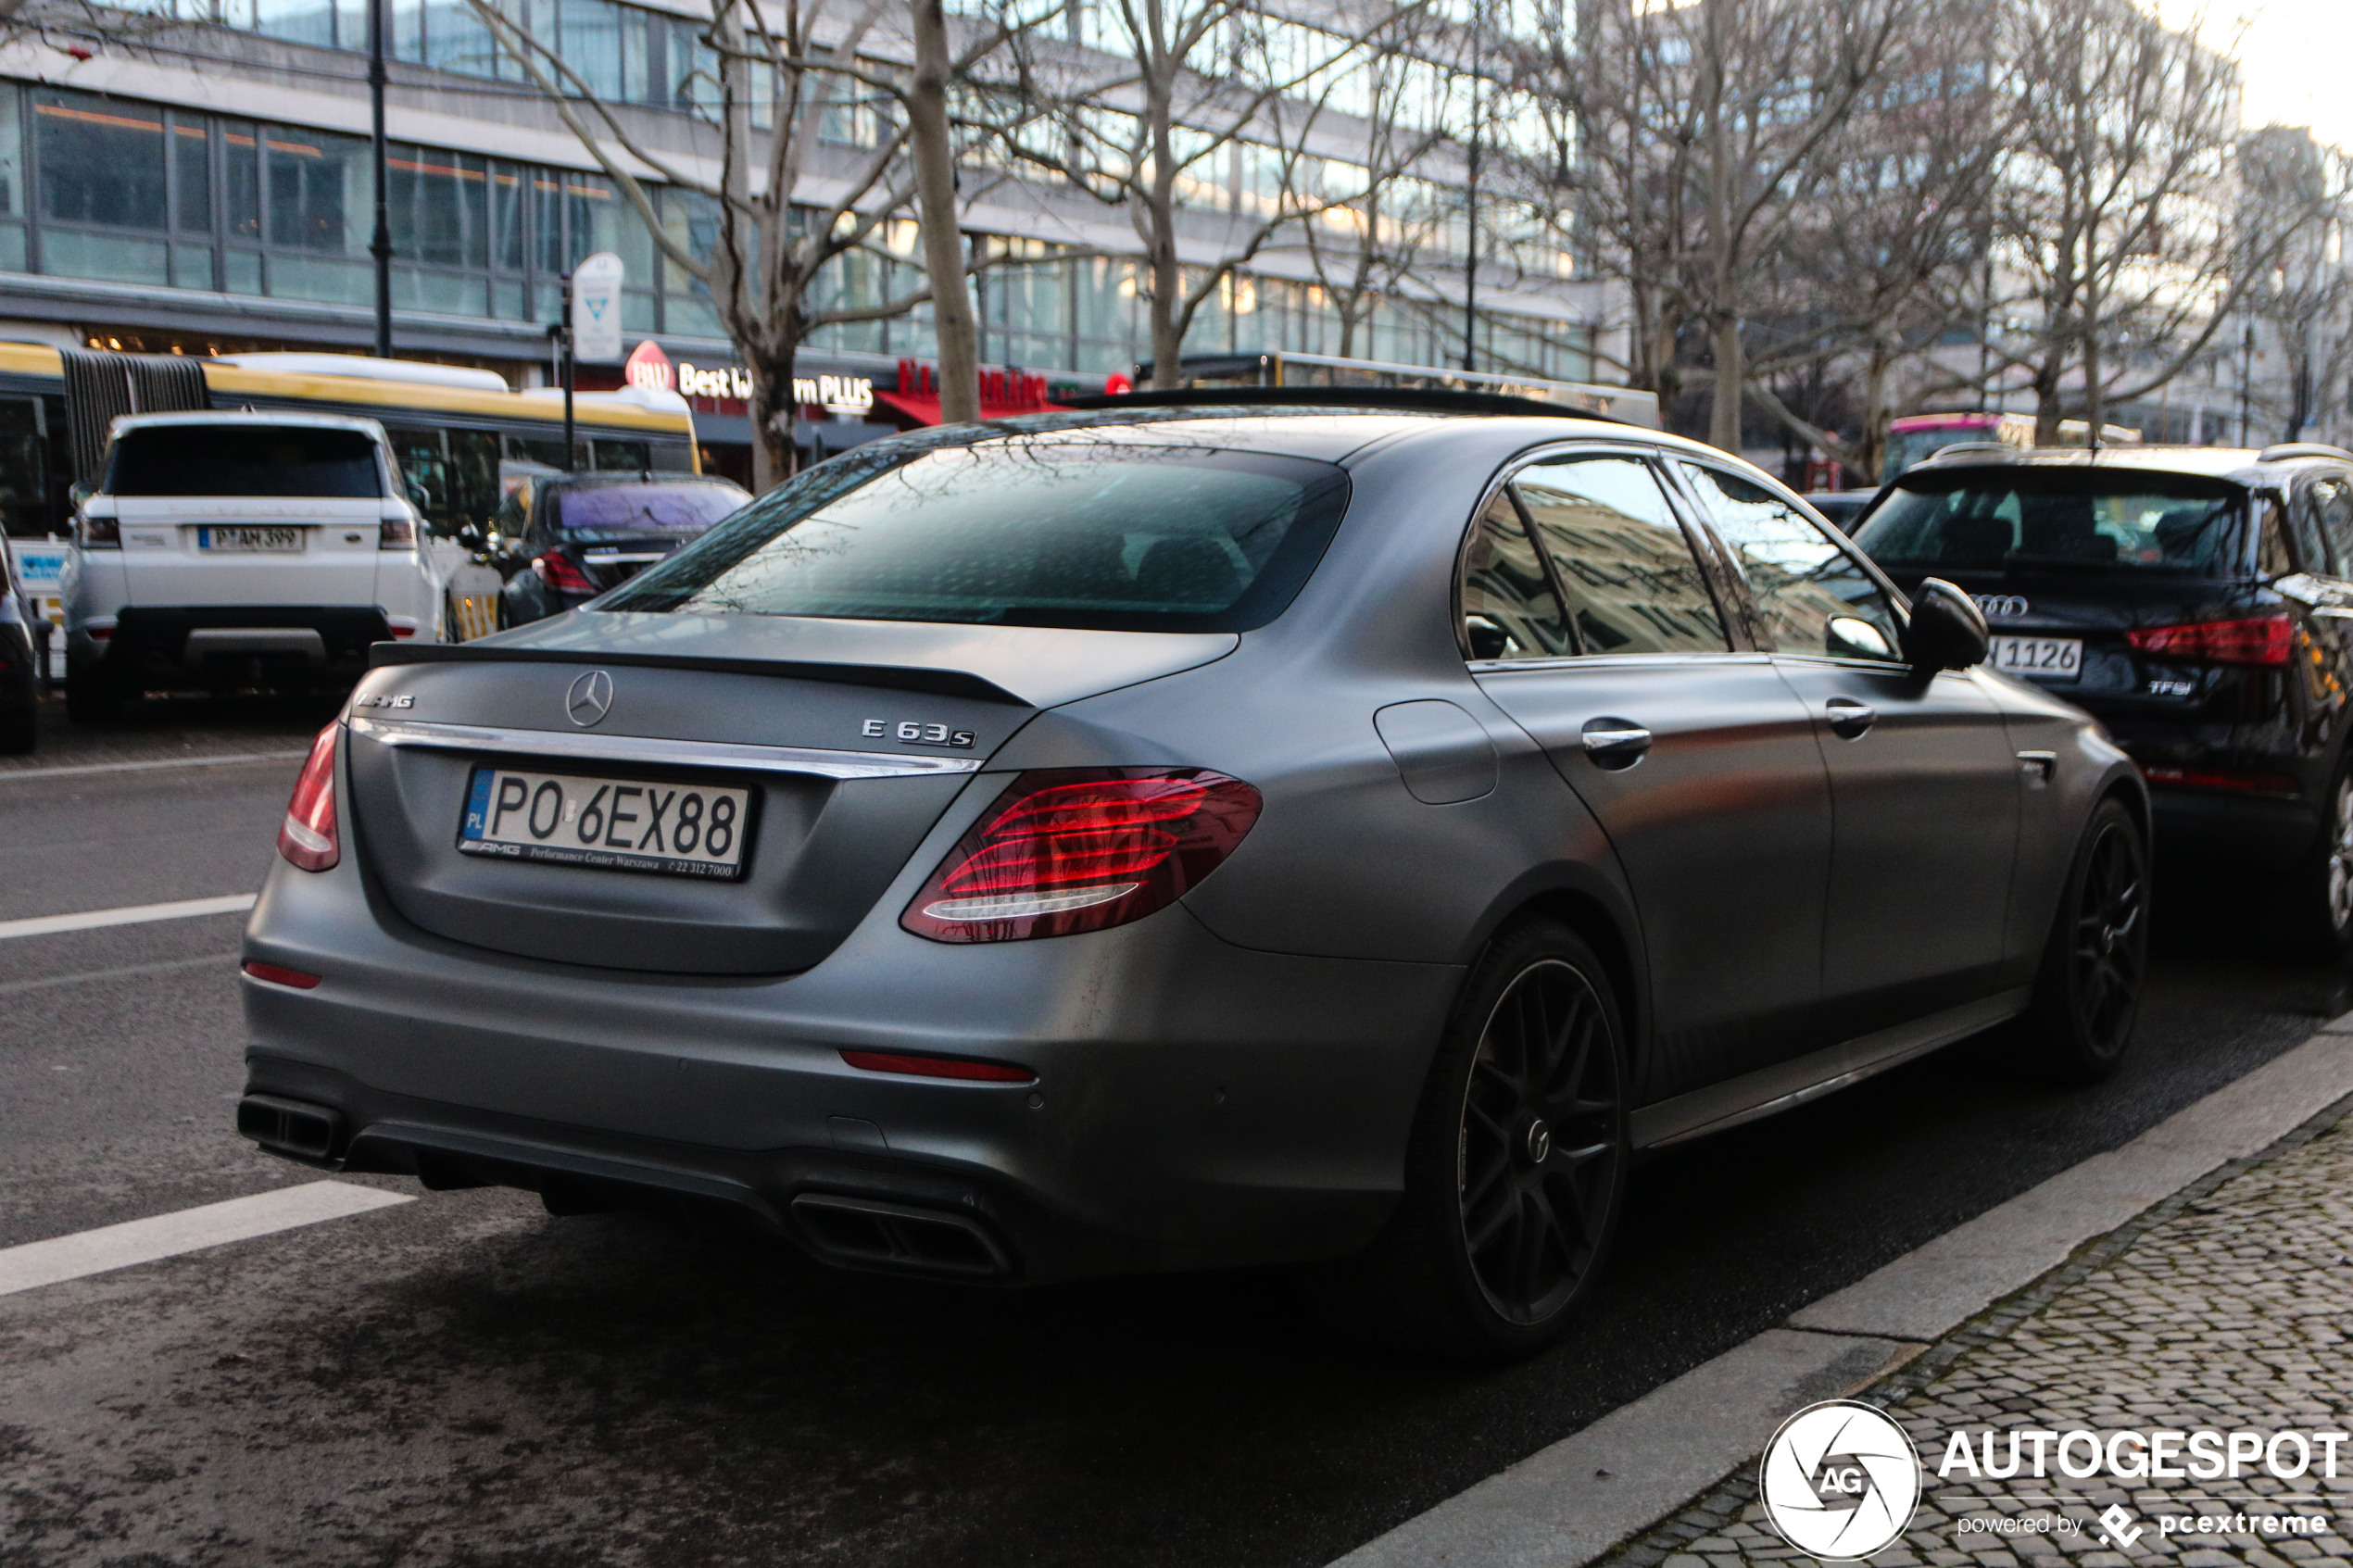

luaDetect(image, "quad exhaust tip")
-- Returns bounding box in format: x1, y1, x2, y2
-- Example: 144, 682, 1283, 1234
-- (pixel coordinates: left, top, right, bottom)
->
789, 1193, 1013, 1279
236, 1094, 342, 1161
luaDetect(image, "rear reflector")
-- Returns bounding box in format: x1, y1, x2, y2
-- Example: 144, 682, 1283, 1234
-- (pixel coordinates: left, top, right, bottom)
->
2139, 764, 2300, 797
840, 1049, 1036, 1084
243, 960, 321, 988
277, 721, 340, 872
2127, 615, 2293, 666
901, 767, 1263, 944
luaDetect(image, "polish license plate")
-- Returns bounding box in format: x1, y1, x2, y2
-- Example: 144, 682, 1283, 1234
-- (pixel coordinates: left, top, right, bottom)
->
1990, 635, 2082, 681
458, 766, 752, 880
197, 525, 304, 553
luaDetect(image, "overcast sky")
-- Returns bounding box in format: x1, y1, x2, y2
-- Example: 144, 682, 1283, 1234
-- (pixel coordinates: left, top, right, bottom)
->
2160, 0, 2353, 153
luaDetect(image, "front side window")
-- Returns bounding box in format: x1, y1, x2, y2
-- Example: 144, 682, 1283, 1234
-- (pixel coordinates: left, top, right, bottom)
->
1461, 491, 1572, 660
601, 441, 1349, 633
1680, 463, 1903, 661
2317, 477, 2353, 577
1512, 454, 1728, 655
106, 425, 384, 498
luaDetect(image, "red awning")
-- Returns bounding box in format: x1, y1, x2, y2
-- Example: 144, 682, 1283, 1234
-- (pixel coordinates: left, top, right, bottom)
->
872, 388, 1066, 426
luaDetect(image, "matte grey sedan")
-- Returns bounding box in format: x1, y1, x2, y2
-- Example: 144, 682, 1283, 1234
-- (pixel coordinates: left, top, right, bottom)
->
239, 395, 2146, 1359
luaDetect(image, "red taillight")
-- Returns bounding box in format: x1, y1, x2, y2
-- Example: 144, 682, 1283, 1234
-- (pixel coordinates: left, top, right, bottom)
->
2127, 615, 2293, 666
535, 551, 598, 595
278, 721, 340, 872
87, 624, 111, 641
901, 768, 1263, 943
80, 514, 119, 546
243, 960, 321, 989
840, 1049, 1036, 1083
378, 512, 416, 549
2138, 764, 2300, 796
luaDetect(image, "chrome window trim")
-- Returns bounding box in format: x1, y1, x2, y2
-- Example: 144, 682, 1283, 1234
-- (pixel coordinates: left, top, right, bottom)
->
346, 716, 983, 779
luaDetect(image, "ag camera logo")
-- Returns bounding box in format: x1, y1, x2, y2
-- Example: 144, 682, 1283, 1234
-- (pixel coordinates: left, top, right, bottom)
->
1760, 1400, 1923, 1561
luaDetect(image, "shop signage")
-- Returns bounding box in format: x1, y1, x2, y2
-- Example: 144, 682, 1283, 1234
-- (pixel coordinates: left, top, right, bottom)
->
570, 252, 626, 363
624, 340, 673, 392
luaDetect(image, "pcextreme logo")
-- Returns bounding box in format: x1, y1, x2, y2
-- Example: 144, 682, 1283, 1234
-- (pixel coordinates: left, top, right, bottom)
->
1759, 1400, 1924, 1562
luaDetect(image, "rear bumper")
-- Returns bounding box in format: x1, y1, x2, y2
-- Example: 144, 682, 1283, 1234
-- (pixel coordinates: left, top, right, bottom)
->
240, 858, 1458, 1283
2147, 784, 2322, 872
80, 606, 390, 684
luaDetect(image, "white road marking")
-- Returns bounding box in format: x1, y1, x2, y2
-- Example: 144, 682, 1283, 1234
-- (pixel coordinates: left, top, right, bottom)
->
1330, 1024, 2353, 1568
0, 1182, 412, 1298
0, 893, 257, 941
0, 749, 308, 782
0, 952, 236, 995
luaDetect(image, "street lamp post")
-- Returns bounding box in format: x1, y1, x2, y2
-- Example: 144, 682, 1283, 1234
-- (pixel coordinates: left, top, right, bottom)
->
369, 0, 391, 359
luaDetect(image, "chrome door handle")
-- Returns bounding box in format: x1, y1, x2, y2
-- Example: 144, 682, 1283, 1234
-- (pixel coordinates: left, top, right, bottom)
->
1580, 718, 1653, 770
1825, 696, 1876, 739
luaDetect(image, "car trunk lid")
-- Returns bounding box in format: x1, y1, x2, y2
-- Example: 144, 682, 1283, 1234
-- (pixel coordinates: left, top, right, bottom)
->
345, 613, 1237, 974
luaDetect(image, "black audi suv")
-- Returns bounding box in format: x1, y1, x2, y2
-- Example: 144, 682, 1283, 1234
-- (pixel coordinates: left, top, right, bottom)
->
1850, 442, 2353, 955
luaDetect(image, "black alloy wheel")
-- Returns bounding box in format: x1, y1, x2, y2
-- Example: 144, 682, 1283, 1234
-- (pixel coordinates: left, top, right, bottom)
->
1456, 958, 1624, 1325
1311, 920, 1629, 1361
2022, 797, 2146, 1083
2287, 768, 2353, 962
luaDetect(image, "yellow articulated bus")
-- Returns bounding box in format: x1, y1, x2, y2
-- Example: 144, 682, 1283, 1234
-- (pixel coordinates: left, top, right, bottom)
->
0, 344, 698, 646
0, 344, 698, 542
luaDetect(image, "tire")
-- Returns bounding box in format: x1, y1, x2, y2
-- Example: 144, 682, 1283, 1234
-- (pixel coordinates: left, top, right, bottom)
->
2285, 768, 2353, 963
2019, 797, 2148, 1083
1312, 919, 1630, 1361
64, 655, 120, 725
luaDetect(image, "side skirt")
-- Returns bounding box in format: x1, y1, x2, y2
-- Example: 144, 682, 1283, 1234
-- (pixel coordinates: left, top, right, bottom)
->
1629, 988, 2031, 1150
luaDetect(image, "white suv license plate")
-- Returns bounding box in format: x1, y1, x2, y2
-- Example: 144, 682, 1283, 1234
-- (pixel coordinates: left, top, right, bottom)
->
1990, 634, 2083, 682
459, 766, 751, 880
197, 525, 304, 553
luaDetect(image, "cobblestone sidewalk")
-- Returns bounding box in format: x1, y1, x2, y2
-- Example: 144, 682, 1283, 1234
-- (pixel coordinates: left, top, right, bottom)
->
1604, 1098, 2353, 1568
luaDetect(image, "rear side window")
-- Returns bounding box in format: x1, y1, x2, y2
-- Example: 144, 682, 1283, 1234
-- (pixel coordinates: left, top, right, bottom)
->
1513, 455, 1729, 654
1854, 469, 2246, 573
602, 441, 1349, 633
107, 425, 384, 498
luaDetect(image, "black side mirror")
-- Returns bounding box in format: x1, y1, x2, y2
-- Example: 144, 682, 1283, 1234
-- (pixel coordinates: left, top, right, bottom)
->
456, 523, 484, 550
1902, 577, 1989, 672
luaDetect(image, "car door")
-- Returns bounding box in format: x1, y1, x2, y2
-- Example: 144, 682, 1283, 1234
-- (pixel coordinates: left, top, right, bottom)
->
1674, 459, 2021, 1038
1465, 449, 1835, 1096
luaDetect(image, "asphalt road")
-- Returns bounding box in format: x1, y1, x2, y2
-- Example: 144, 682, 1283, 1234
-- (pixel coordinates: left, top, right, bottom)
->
0, 692, 2345, 1567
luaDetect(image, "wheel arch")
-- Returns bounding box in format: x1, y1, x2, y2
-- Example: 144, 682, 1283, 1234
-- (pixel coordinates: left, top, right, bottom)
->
1457, 870, 1649, 1080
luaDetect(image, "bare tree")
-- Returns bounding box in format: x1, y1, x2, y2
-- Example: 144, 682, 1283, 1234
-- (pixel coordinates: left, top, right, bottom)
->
1535, 0, 1907, 450
472, 0, 1028, 488
991, 0, 1424, 387
1739, 3, 2013, 482
1980, 0, 2296, 443
2230, 130, 2353, 445
1291, 23, 1453, 360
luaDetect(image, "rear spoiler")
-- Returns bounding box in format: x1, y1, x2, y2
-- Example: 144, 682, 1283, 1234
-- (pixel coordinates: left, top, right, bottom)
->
370, 641, 1028, 706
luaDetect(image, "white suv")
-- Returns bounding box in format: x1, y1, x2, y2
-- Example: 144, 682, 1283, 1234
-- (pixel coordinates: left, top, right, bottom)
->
62, 411, 442, 721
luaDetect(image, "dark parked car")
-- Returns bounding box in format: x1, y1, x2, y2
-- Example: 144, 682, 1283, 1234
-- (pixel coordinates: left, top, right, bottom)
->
1804, 489, 1876, 530
1851, 442, 2353, 957
493, 473, 749, 627
239, 393, 2144, 1359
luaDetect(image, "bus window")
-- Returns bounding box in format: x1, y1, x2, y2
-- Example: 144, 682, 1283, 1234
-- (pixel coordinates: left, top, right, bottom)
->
507, 433, 586, 471
447, 429, 501, 531
0, 396, 48, 539
648, 440, 694, 473
591, 438, 649, 471
384, 425, 452, 533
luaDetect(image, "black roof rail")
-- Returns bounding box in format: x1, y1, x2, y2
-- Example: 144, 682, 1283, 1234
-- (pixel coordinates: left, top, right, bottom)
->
1058, 384, 1632, 425
2257, 442, 2353, 463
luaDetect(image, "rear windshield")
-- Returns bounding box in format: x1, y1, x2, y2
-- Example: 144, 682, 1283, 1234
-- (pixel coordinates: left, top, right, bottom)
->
599, 441, 1351, 632
107, 425, 384, 498
1852, 469, 2246, 574
547, 482, 747, 539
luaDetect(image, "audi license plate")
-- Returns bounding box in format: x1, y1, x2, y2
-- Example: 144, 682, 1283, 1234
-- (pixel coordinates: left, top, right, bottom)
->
1989, 635, 2083, 681
459, 766, 751, 880
197, 525, 304, 552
